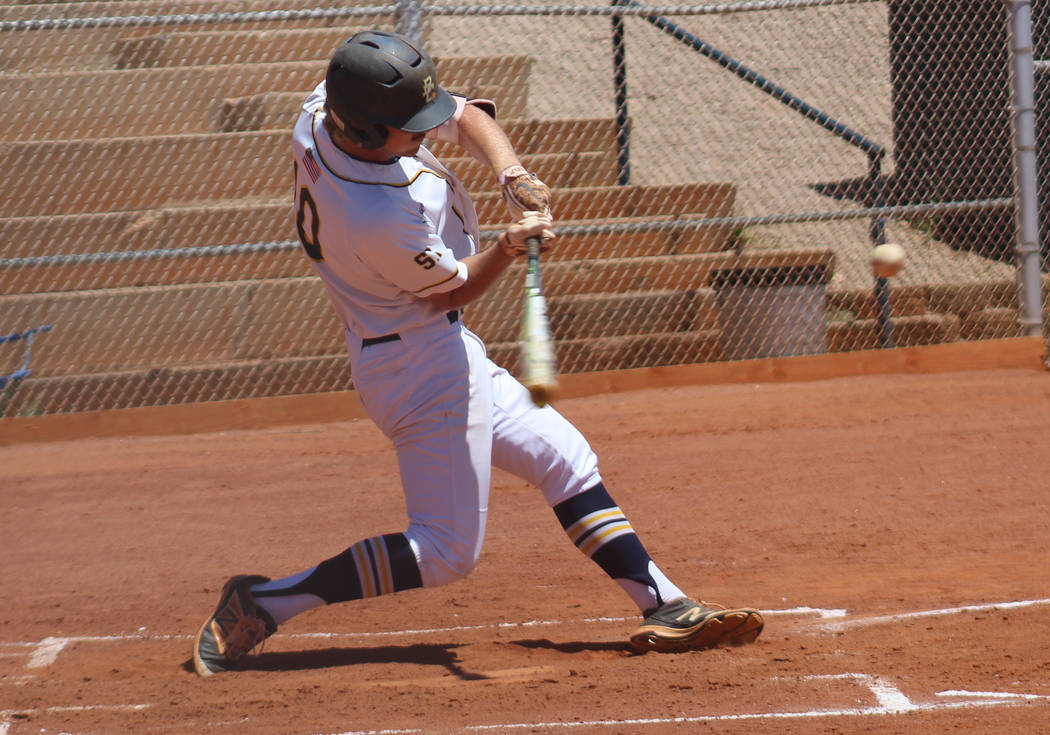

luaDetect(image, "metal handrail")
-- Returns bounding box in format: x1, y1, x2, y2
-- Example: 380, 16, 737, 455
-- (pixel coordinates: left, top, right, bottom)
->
0, 325, 53, 393
0, 198, 1012, 272
611, 0, 895, 345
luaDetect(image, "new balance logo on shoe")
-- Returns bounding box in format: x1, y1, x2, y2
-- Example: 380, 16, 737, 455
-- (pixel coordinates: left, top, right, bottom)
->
671, 605, 711, 625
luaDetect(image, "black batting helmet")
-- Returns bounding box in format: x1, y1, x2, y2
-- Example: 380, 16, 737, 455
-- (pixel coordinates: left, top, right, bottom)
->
324, 30, 456, 149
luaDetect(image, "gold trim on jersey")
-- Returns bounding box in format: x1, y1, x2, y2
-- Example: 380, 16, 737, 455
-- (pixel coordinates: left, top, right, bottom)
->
411, 267, 461, 294
311, 109, 449, 188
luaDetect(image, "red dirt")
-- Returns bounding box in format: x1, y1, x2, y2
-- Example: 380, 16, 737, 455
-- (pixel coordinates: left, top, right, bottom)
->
2, 365, 1049, 734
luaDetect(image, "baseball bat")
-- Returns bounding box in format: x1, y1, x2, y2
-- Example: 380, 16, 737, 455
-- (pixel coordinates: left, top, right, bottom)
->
519, 235, 559, 407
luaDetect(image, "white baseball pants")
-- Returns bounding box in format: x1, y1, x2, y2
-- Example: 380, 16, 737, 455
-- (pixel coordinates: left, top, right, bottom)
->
347, 317, 601, 588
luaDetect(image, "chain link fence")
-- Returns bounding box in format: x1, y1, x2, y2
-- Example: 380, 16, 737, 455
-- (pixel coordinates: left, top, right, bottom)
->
2, 0, 1048, 417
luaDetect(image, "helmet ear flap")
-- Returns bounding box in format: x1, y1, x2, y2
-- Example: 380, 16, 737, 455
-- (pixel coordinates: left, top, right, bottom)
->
344, 116, 388, 150
326, 103, 388, 150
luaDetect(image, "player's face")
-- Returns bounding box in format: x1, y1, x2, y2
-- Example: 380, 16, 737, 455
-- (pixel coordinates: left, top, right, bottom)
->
382, 126, 429, 157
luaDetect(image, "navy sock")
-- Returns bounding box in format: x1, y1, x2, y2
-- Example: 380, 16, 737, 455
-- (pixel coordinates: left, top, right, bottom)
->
253, 533, 423, 604
553, 483, 670, 607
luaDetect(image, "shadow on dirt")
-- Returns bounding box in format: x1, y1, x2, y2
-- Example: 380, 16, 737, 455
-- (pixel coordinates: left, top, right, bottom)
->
510, 638, 631, 654
182, 642, 491, 678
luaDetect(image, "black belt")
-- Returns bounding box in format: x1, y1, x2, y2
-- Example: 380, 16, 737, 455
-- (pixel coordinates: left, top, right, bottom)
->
361, 310, 459, 347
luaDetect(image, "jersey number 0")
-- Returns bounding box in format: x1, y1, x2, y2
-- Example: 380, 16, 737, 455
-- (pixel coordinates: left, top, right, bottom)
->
294, 161, 323, 261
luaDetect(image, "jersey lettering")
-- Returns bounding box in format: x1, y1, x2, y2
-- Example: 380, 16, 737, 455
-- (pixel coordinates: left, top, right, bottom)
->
414, 248, 440, 269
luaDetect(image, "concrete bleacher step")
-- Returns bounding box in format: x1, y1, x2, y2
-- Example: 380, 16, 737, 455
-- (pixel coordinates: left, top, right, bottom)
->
113, 26, 441, 69
5, 113, 622, 216
14, 287, 987, 417
827, 314, 963, 352
6, 325, 730, 416
2, 245, 840, 414
5, 143, 616, 218
2, 181, 735, 294
5, 355, 356, 416
2, 287, 721, 413
1, 55, 529, 141
1, 250, 835, 381
472, 178, 731, 222
476, 289, 720, 344
3, 62, 318, 141
2, 115, 621, 243
4, 178, 722, 261
484, 249, 836, 301
827, 280, 1023, 343
217, 56, 533, 130
0, 1, 396, 73
466, 248, 834, 344
9, 307, 971, 416
829, 280, 1020, 324
2, 213, 738, 298
487, 329, 726, 377
0, 278, 340, 380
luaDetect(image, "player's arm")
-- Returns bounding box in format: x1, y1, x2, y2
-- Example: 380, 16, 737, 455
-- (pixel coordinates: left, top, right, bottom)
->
429, 99, 551, 219
453, 102, 521, 179
423, 212, 553, 312
458, 104, 552, 219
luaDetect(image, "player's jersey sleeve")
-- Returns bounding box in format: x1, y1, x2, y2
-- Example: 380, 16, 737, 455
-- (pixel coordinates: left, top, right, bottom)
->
426, 95, 498, 144
352, 191, 468, 298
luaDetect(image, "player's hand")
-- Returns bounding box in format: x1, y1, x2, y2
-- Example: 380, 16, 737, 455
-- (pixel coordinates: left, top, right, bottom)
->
499, 211, 555, 256
499, 165, 552, 221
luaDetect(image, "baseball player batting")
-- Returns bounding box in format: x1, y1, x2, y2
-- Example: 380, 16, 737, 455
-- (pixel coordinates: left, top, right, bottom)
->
192, 30, 763, 677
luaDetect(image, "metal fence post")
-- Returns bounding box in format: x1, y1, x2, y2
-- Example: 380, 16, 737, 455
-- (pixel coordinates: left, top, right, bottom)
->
1006, 0, 1046, 341
868, 148, 894, 348
611, 0, 631, 185
396, 0, 424, 47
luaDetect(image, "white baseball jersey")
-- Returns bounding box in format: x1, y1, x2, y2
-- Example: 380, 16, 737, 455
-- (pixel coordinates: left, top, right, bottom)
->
290, 81, 601, 588
291, 82, 477, 339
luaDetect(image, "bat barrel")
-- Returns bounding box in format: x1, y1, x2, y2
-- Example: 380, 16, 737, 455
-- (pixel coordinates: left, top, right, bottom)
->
519, 235, 558, 407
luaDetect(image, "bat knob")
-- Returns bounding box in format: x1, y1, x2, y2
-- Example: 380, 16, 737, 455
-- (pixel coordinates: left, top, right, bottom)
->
527, 383, 557, 408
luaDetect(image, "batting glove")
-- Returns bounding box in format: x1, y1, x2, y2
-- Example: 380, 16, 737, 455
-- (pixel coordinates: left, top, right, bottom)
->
499, 165, 552, 221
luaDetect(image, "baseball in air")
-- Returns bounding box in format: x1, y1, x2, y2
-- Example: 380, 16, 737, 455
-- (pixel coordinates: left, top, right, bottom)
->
871, 242, 905, 278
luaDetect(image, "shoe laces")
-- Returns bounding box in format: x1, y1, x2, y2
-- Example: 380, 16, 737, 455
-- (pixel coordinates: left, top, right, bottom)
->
223, 616, 270, 661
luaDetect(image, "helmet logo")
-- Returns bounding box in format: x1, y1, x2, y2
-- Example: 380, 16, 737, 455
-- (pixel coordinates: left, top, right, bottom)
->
422, 75, 436, 103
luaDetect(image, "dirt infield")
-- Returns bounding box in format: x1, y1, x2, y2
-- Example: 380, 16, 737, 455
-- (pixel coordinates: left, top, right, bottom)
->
2, 359, 1049, 734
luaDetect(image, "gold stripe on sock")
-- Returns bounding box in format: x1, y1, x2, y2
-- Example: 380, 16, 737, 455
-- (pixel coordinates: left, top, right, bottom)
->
565, 508, 627, 546
579, 520, 635, 557
370, 537, 395, 596
351, 542, 377, 598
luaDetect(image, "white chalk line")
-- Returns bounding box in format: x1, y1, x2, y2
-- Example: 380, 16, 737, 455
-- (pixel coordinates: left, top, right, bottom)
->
4, 598, 1049, 671
317, 675, 1050, 735
0, 704, 150, 716
1, 607, 837, 669
814, 597, 1050, 631
0, 703, 150, 735
4, 625, 1049, 733
3, 602, 1047, 734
